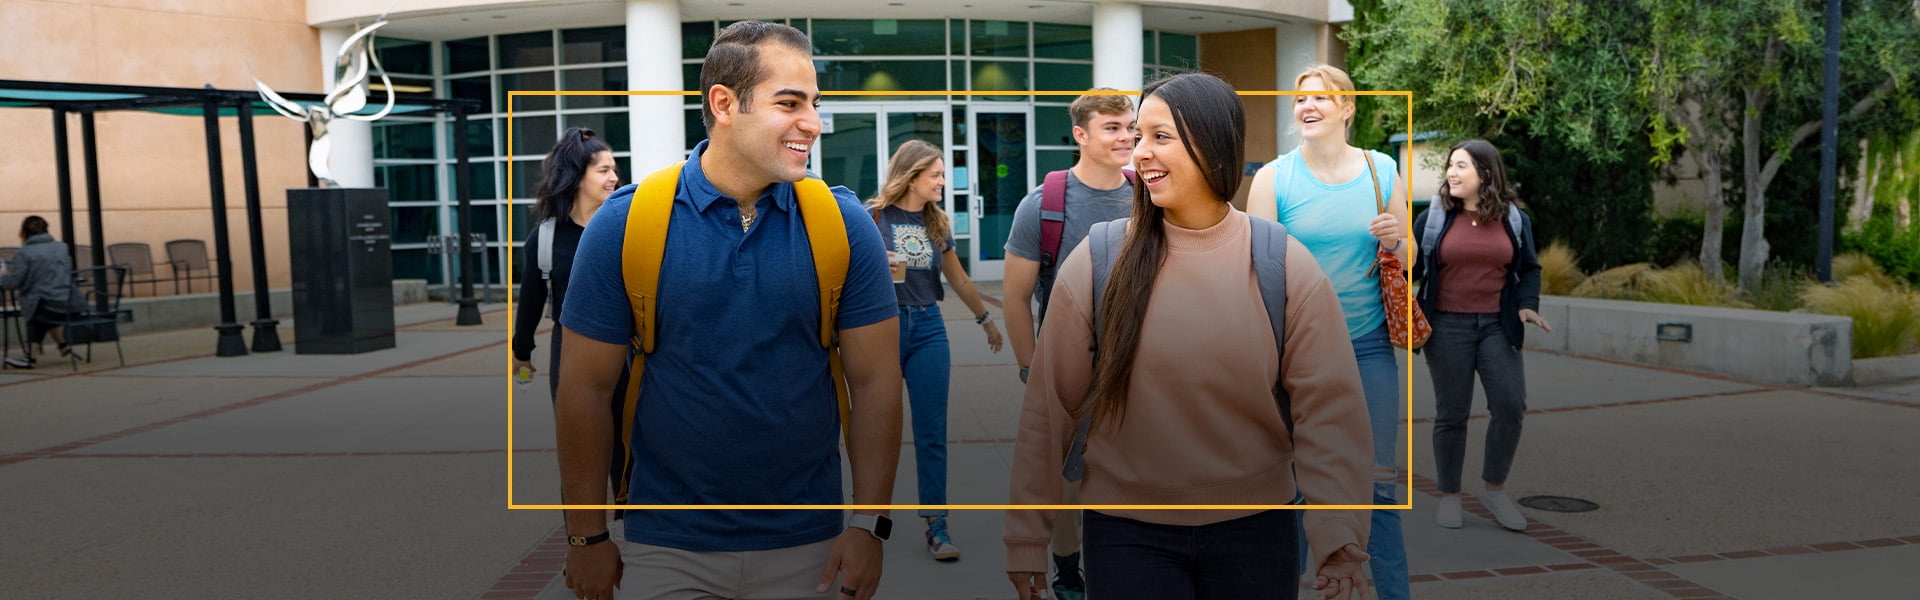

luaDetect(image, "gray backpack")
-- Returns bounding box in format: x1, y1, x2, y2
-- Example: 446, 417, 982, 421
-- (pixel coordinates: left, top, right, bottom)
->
535, 217, 558, 318
1061, 216, 1296, 484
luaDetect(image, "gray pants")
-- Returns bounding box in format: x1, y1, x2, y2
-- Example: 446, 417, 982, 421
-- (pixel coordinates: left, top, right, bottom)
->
1423, 311, 1527, 494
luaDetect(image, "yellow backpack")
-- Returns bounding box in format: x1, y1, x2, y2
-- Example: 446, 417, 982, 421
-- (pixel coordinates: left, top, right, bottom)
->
613, 162, 852, 504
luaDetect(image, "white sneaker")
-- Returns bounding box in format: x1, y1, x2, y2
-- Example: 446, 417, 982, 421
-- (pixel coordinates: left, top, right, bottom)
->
1479, 491, 1529, 531
1435, 495, 1463, 528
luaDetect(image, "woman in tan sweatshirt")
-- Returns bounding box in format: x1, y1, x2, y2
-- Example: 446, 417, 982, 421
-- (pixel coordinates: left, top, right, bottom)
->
1004, 73, 1377, 600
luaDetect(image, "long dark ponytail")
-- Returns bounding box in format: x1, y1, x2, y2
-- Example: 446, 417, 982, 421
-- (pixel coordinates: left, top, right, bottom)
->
1081, 73, 1246, 433
531, 127, 612, 223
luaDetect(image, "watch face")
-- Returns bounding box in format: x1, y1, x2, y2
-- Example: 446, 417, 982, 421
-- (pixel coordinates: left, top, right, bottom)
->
873, 515, 892, 540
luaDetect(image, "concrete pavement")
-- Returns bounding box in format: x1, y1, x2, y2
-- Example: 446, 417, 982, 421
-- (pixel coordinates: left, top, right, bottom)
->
1, 284, 1915, 599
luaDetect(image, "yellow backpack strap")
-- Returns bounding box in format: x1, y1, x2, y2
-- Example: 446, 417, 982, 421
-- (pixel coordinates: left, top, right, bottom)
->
612, 161, 682, 504
794, 178, 852, 444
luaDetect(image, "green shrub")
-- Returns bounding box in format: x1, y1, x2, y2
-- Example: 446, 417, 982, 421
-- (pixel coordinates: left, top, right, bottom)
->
1799, 277, 1920, 359
1743, 259, 1813, 312
1842, 210, 1920, 287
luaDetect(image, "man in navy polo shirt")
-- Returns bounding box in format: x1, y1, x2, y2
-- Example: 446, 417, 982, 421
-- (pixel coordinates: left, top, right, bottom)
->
553, 21, 903, 600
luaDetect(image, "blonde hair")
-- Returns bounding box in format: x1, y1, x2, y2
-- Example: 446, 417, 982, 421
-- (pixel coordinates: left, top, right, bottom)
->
866, 139, 950, 248
1294, 64, 1357, 130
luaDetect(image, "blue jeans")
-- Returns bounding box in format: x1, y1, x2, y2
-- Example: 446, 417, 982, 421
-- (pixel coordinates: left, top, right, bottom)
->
1299, 324, 1408, 600
1084, 510, 1299, 600
899, 304, 950, 518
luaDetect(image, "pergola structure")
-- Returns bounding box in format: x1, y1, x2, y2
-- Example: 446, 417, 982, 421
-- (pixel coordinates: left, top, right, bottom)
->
0, 79, 485, 357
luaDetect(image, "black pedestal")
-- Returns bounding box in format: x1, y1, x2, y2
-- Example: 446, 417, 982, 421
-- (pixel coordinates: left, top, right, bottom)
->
288, 188, 395, 354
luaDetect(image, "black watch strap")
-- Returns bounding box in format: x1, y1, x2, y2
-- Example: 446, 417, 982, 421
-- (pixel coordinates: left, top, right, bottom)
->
567, 531, 611, 547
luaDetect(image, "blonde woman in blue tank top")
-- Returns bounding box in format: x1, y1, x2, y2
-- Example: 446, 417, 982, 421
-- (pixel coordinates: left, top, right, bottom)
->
1247, 64, 1414, 600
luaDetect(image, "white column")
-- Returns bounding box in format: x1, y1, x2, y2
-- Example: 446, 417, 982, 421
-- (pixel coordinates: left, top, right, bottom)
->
1092, 1, 1144, 92
318, 26, 376, 188
627, 0, 685, 170
1273, 22, 1322, 154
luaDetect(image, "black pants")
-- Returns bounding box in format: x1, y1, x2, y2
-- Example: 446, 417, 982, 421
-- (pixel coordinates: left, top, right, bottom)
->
25, 306, 66, 348
1083, 509, 1299, 600
1423, 311, 1528, 494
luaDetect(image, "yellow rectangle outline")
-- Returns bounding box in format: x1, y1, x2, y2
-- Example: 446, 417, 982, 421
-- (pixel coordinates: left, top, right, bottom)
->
505, 89, 1417, 510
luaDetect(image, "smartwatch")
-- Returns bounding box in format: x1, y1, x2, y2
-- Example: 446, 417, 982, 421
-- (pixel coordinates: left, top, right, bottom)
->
847, 513, 892, 541
567, 531, 611, 547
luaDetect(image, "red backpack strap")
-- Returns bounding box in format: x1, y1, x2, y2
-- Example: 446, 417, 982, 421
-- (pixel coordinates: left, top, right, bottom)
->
1039, 170, 1070, 268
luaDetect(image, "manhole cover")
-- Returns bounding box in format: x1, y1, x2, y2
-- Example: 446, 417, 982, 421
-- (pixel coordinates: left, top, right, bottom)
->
1519, 495, 1599, 513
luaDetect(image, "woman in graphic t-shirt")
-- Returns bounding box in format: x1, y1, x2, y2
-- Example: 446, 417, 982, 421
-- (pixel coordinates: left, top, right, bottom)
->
867, 138, 1003, 562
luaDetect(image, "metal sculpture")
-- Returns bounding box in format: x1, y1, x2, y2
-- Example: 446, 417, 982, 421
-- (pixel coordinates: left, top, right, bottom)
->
253, 18, 397, 187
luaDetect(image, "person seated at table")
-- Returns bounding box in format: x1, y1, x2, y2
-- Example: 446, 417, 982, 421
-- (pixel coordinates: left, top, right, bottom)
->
2, 216, 81, 369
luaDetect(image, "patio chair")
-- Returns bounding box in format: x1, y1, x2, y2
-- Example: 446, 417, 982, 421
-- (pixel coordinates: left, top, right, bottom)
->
165, 239, 217, 294
107, 242, 174, 296
56, 265, 129, 370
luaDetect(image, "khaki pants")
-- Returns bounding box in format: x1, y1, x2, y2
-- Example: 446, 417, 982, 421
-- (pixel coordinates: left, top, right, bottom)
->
615, 538, 836, 600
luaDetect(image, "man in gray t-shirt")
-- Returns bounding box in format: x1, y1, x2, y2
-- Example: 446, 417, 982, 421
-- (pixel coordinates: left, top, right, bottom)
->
1000, 89, 1135, 600
1003, 172, 1133, 316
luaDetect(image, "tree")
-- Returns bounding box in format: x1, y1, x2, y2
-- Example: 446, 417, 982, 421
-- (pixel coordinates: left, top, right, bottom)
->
1346, 0, 1660, 268
1642, 0, 1920, 293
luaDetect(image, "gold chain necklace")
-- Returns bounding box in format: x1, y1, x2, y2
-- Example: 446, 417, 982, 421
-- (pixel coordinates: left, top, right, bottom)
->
739, 203, 757, 232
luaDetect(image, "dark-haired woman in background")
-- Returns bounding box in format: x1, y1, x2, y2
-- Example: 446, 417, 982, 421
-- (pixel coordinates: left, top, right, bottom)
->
1411, 139, 1550, 533
2, 216, 80, 369
1005, 73, 1374, 600
513, 127, 619, 399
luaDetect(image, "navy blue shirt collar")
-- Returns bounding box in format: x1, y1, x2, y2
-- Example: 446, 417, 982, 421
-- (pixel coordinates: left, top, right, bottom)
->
681, 140, 798, 215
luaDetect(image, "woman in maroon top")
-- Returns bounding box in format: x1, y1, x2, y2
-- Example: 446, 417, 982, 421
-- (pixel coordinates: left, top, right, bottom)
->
1409, 139, 1551, 533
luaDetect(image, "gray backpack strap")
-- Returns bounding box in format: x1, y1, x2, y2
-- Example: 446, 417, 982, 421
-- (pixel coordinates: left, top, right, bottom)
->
536, 217, 557, 318
1063, 217, 1129, 483
1420, 207, 1447, 262
1249, 216, 1304, 504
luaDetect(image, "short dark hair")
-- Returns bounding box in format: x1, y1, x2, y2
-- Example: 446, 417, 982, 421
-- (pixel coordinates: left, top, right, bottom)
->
20, 215, 49, 239
698, 21, 812, 129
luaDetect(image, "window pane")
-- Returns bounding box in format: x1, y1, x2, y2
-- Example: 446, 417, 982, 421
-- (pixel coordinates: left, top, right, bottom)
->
457, 161, 499, 200
950, 60, 964, 92
1037, 149, 1075, 178
685, 108, 708, 150
1142, 31, 1157, 65
818, 60, 946, 100
970, 20, 1026, 57
971, 61, 1029, 101
562, 26, 625, 64
682, 21, 716, 59
566, 112, 631, 153
446, 37, 489, 74
888, 111, 944, 151
390, 206, 441, 244
447, 117, 495, 159
374, 121, 435, 160
376, 164, 437, 201
392, 248, 442, 285
449, 76, 493, 114
1161, 33, 1198, 69
508, 203, 533, 245
811, 19, 946, 56
949, 20, 963, 55
684, 63, 702, 94
1033, 23, 1091, 60
1036, 105, 1073, 147
563, 67, 629, 109
500, 71, 556, 112
1034, 62, 1091, 92
510, 160, 543, 200
376, 38, 432, 74
497, 32, 554, 69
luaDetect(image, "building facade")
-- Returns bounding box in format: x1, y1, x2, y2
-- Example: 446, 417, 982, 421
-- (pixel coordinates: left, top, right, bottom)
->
2, 0, 1355, 290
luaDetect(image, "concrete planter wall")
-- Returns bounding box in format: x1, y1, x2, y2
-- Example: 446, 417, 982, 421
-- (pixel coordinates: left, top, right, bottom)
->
1525, 295, 1853, 387
115, 279, 430, 335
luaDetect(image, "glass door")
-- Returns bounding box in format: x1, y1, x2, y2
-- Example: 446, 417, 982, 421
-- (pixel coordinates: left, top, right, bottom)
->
811, 102, 955, 261
964, 106, 1033, 281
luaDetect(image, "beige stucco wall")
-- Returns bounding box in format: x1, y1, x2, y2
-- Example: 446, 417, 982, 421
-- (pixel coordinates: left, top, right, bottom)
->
1199, 27, 1278, 209
1, 0, 318, 295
